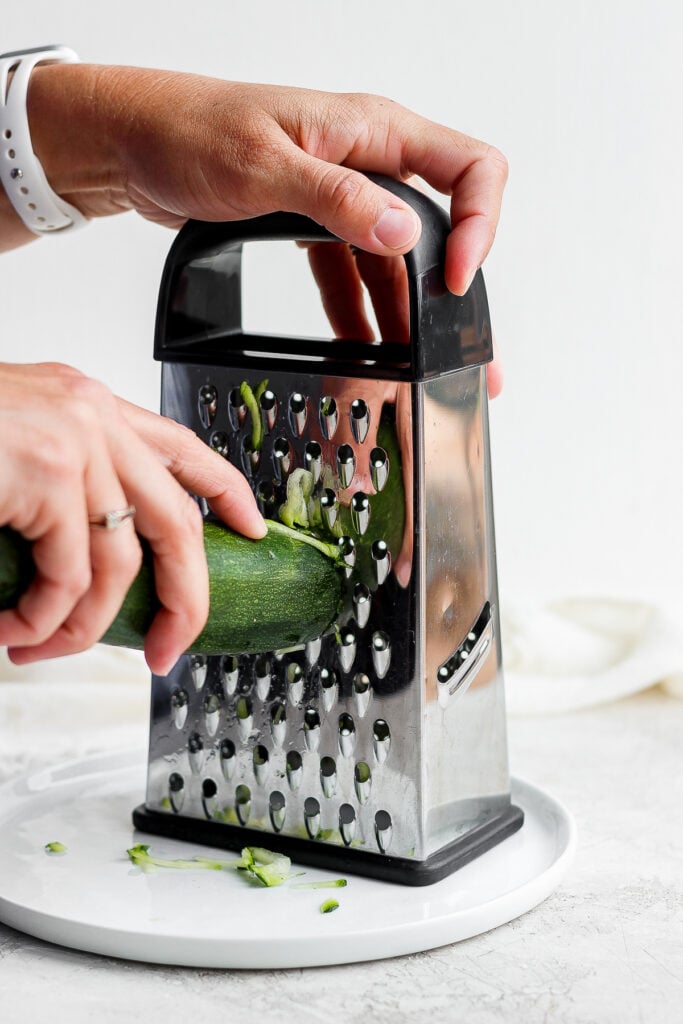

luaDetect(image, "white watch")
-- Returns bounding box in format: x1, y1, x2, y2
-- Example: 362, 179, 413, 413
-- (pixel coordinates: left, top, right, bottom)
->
0, 44, 87, 234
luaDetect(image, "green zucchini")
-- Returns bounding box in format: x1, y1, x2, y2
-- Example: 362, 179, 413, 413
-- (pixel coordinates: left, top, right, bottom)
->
0, 521, 344, 655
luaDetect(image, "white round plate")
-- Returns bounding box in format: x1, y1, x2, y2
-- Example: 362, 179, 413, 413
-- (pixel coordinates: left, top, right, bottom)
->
0, 750, 575, 968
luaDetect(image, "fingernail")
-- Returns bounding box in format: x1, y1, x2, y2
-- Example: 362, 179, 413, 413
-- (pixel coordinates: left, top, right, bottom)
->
373, 208, 420, 250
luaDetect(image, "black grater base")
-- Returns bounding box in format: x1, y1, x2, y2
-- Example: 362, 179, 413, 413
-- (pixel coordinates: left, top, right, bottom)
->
132, 802, 524, 887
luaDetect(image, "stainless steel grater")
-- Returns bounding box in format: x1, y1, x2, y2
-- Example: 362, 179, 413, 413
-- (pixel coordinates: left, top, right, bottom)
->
133, 176, 524, 885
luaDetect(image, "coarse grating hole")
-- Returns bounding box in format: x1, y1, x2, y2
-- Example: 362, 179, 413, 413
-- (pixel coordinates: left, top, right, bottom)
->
235, 784, 251, 825
371, 631, 391, 679
203, 692, 221, 737
236, 696, 253, 741
370, 446, 389, 492
352, 582, 371, 627
210, 430, 229, 458
288, 392, 307, 435
273, 436, 294, 479
318, 666, 338, 713
259, 388, 278, 431
350, 398, 370, 443
198, 383, 217, 428
168, 772, 185, 813
338, 712, 356, 757
253, 744, 270, 785
254, 655, 272, 700
7, 148, 15, 158
371, 539, 391, 585
228, 387, 247, 429
270, 701, 287, 747
319, 396, 338, 439
190, 654, 208, 690
188, 732, 205, 774
202, 777, 218, 818
287, 662, 304, 706
354, 761, 372, 804
286, 750, 303, 791
339, 803, 357, 846
337, 629, 357, 674
3, 129, 11, 139
320, 488, 339, 530
269, 790, 286, 832
353, 673, 371, 717
336, 444, 355, 489
221, 655, 240, 696
303, 707, 321, 751
170, 688, 189, 729
304, 796, 321, 839
351, 492, 371, 535
304, 440, 322, 483
373, 719, 391, 764
219, 738, 236, 780
374, 810, 393, 853
320, 756, 337, 798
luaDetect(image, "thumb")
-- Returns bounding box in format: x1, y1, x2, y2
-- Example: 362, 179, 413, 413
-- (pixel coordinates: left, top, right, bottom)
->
277, 150, 422, 255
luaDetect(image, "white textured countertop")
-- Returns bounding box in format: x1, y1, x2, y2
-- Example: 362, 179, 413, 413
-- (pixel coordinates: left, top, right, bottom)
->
0, 686, 681, 1024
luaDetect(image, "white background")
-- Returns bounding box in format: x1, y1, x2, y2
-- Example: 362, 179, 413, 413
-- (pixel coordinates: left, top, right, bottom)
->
2, 0, 682, 610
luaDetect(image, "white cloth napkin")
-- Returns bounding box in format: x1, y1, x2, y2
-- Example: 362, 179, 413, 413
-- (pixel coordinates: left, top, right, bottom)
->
502, 596, 683, 715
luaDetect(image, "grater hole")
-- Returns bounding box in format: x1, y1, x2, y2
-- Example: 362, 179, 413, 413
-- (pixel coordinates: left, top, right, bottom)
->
369, 446, 389, 492
202, 777, 218, 818
373, 719, 391, 764
241, 436, 260, 476
209, 431, 230, 458
228, 387, 247, 429
320, 756, 337, 798
351, 492, 371, 535
259, 388, 278, 431
190, 654, 208, 690
354, 761, 372, 804
253, 744, 270, 784
170, 688, 189, 730
221, 655, 240, 696
3, 129, 10, 139
352, 582, 371, 628
273, 436, 294, 479
203, 691, 221, 737
318, 665, 338, 713
188, 732, 205, 774
338, 712, 356, 757
198, 384, 218, 428
269, 790, 286, 832
374, 810, 393, 853
319, 396, 338, 439
371, 631, 392, 679
168, 772, 185, 813
371, 539, 392, 585
235, 784, 251, 825
353, 673, 372, 717
7, 148, 15, 159
236, 696, 253, 741
320, 488, 339, 530
254, 655, 272, 701
286, 750, 303, 791
336, 443, 356, 489
287, 661, 304, 706
337, 535, 356, 575
257, 479, 276, 515
304, 796, 321, 839
337, 628, 357, 675
303, 707, 321, 751
339, 803, 357, 846
288, 392, 308, 436
219, 738, 237, 780
350, 398, 370, 443
270, 701, 287, 746
304, 440, 322, 483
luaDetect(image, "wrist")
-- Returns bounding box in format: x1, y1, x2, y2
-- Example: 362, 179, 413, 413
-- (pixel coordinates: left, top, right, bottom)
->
26, 62, 130, 220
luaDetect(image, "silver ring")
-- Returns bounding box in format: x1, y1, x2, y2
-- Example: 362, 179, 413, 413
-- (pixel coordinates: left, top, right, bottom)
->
88, 505, 136, 531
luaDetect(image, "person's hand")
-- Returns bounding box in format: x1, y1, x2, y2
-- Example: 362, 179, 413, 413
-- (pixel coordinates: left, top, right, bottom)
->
0, 363, 265, 672
18, 67, 507, 300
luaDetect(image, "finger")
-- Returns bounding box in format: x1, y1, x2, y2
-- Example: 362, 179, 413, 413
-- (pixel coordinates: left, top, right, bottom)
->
352, 250, 410, 344
486, 332, 503, 399
115, 400, 266, 538
305, 242, 375, 340
105, 420, 210, 674
274, 146, 423, 256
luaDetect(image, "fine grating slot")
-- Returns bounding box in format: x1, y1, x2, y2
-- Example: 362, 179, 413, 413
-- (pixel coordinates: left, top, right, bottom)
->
287, 662, 304, 707
437, 601, 494, 708
337, 536, 356, 576
371, 539, 391, 585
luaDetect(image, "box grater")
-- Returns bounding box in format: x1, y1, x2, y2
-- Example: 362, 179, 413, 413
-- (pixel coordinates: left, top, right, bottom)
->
132, 176, 524, 885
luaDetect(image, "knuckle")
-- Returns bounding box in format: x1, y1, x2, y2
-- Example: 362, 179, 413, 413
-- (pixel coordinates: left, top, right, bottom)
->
316, 165, 366, 220
38, 361, 85, 380
117, 538, 144, 584
485, 145, 509, 181
173, 495, 204, 543
64, 565, 93, 601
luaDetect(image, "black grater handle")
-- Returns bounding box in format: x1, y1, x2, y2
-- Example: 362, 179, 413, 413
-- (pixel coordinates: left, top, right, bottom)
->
154, 174, 492, 378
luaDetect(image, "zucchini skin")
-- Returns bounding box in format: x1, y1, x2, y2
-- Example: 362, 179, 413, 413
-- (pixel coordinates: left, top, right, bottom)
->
0, 521, 343, 656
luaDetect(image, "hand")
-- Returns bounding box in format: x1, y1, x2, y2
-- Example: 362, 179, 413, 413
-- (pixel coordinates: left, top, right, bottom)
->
20, 66, 507, 298
0, 363, 264, 672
